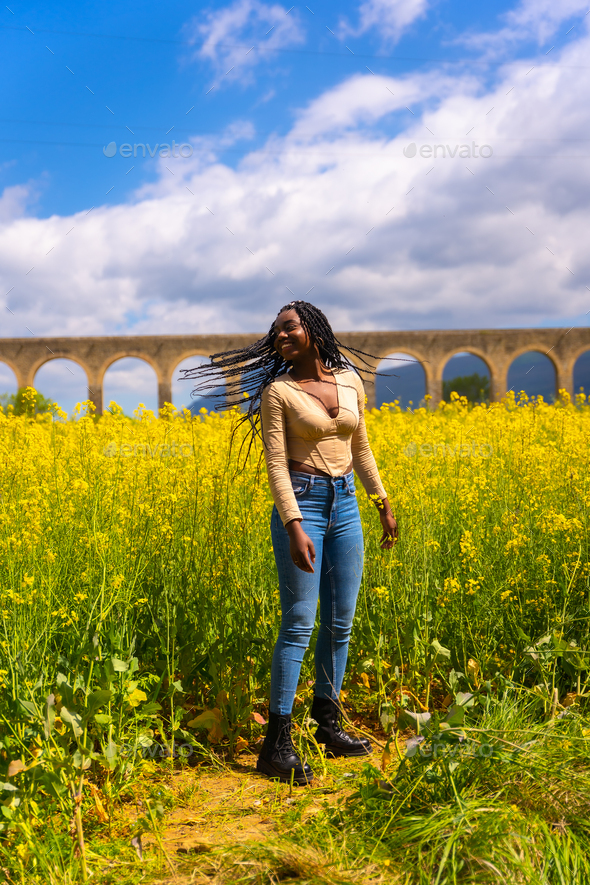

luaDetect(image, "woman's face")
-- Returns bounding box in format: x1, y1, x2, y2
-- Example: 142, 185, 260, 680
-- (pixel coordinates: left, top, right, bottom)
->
272, 309, 313, 361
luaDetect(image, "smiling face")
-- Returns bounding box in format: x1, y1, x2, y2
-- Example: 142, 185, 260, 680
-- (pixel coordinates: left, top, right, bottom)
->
272, 309, 314, 361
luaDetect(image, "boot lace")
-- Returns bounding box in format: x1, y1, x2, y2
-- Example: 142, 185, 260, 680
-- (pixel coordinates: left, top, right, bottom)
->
332, 707, 346, 737
276, 718, 296, 757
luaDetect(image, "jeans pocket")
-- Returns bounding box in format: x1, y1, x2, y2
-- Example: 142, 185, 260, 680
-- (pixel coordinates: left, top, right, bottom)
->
345, 477, 357, 496
291, 475, 312, 497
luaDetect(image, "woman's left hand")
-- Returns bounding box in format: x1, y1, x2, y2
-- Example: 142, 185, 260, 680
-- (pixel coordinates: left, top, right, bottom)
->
377, 497, 398, 549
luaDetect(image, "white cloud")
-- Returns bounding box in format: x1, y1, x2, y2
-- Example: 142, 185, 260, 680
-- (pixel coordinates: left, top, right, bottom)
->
103, 357, 158, 415
33, 359, 88, 416
288, 69, 463, 139
340, 0, 429, 42
459, 0, 590, 52
1, 30, 590, 344
0, 360, 17, 393
187, 0, 305, 82
0, 184, 35, 224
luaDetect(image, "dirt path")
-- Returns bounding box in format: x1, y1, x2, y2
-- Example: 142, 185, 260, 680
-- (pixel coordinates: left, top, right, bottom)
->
134, 745, 388, 883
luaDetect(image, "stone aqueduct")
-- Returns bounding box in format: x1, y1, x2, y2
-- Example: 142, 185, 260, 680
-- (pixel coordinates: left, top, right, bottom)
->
1, 327, 589, 413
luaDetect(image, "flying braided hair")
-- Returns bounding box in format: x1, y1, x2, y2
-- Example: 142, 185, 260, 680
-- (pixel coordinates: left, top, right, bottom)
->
179, 300, 398, 464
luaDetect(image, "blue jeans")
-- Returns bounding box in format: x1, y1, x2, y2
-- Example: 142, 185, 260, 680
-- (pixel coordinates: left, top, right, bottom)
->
269, 470, 364, 716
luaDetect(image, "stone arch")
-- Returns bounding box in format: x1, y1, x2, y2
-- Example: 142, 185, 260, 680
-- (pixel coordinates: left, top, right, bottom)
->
573, 348, 590, 395
34, 358, 90, 416
505, 344, 559, 376
99, 350, 164, 384
506, 349, 557, 401
438, 347, 493, 381
0, 360, 19, 397
103, 356, 159, 416
27, 352, 91, 389
172, 353, 226, 414
347, 347, 430, 409
376, 351, 427, 409
441, 350, 492, 403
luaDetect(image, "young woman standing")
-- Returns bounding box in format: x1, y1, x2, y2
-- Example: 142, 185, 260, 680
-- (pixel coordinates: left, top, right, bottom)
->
184, 301, 397, 785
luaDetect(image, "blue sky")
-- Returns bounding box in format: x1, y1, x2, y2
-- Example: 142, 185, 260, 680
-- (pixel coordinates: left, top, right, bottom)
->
1, 0, 584, 216
1, 0, 590, 411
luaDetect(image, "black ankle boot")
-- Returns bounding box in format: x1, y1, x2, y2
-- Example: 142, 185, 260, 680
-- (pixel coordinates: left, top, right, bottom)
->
310, 696, 372, 757
256, 712, 314, 785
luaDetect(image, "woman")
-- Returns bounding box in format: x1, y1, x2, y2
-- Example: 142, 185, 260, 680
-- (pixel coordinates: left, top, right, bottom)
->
183, 301, 397, 785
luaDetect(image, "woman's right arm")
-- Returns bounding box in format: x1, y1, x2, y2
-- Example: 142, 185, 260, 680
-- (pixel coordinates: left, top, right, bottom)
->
260, 385, 316, 572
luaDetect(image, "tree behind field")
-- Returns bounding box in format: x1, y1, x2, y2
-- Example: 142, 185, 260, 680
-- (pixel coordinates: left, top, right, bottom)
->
443, 372, 490, 403
0, 388, 56, 415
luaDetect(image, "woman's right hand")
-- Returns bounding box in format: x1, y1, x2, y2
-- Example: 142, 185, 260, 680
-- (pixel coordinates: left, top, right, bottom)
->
286, 519, 316, 573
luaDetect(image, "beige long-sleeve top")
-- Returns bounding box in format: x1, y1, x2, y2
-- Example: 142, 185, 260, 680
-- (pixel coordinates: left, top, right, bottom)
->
260, 368, 387, 526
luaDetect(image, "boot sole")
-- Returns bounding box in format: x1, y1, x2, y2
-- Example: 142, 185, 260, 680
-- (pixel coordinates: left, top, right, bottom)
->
322, 744, 373, 758
256, 757, 314, 785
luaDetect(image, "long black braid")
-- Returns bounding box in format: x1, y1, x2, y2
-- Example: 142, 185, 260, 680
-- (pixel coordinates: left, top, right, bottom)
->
179, 300, 406, 463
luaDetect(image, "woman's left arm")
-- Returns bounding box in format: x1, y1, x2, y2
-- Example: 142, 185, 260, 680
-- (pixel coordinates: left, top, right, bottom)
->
349, 374, 398, 549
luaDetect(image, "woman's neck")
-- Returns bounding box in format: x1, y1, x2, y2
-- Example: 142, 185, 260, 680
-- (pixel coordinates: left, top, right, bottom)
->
289, 358, 333, 382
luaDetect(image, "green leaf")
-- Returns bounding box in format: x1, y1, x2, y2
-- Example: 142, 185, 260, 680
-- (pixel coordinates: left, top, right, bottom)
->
405, 736, 425, 758
141, 701, 162, 716
94, 714, 112, 726
449, 670, 464, 692
110, 657, 129, 672
56, 673, 75, 706
430, 639, 451, 662
380, 710, 395, 732
73, 749, 92, 770
37, 771, 68, 800
86, 689, 113, 717
44, 694, 56, 739
94, 741, 118, 771
17, 699, 37, 718
444, 705, 465, 727
398, 710, 431, 733
60, 706, 84, 737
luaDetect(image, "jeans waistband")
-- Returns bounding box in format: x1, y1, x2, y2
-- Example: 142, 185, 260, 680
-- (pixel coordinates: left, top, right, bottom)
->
289, 469, 354, 484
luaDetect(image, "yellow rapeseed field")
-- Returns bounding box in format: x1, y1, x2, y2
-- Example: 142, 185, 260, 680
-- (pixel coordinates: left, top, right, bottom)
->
1, 386, 589, 884
1, 386, 588, 699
